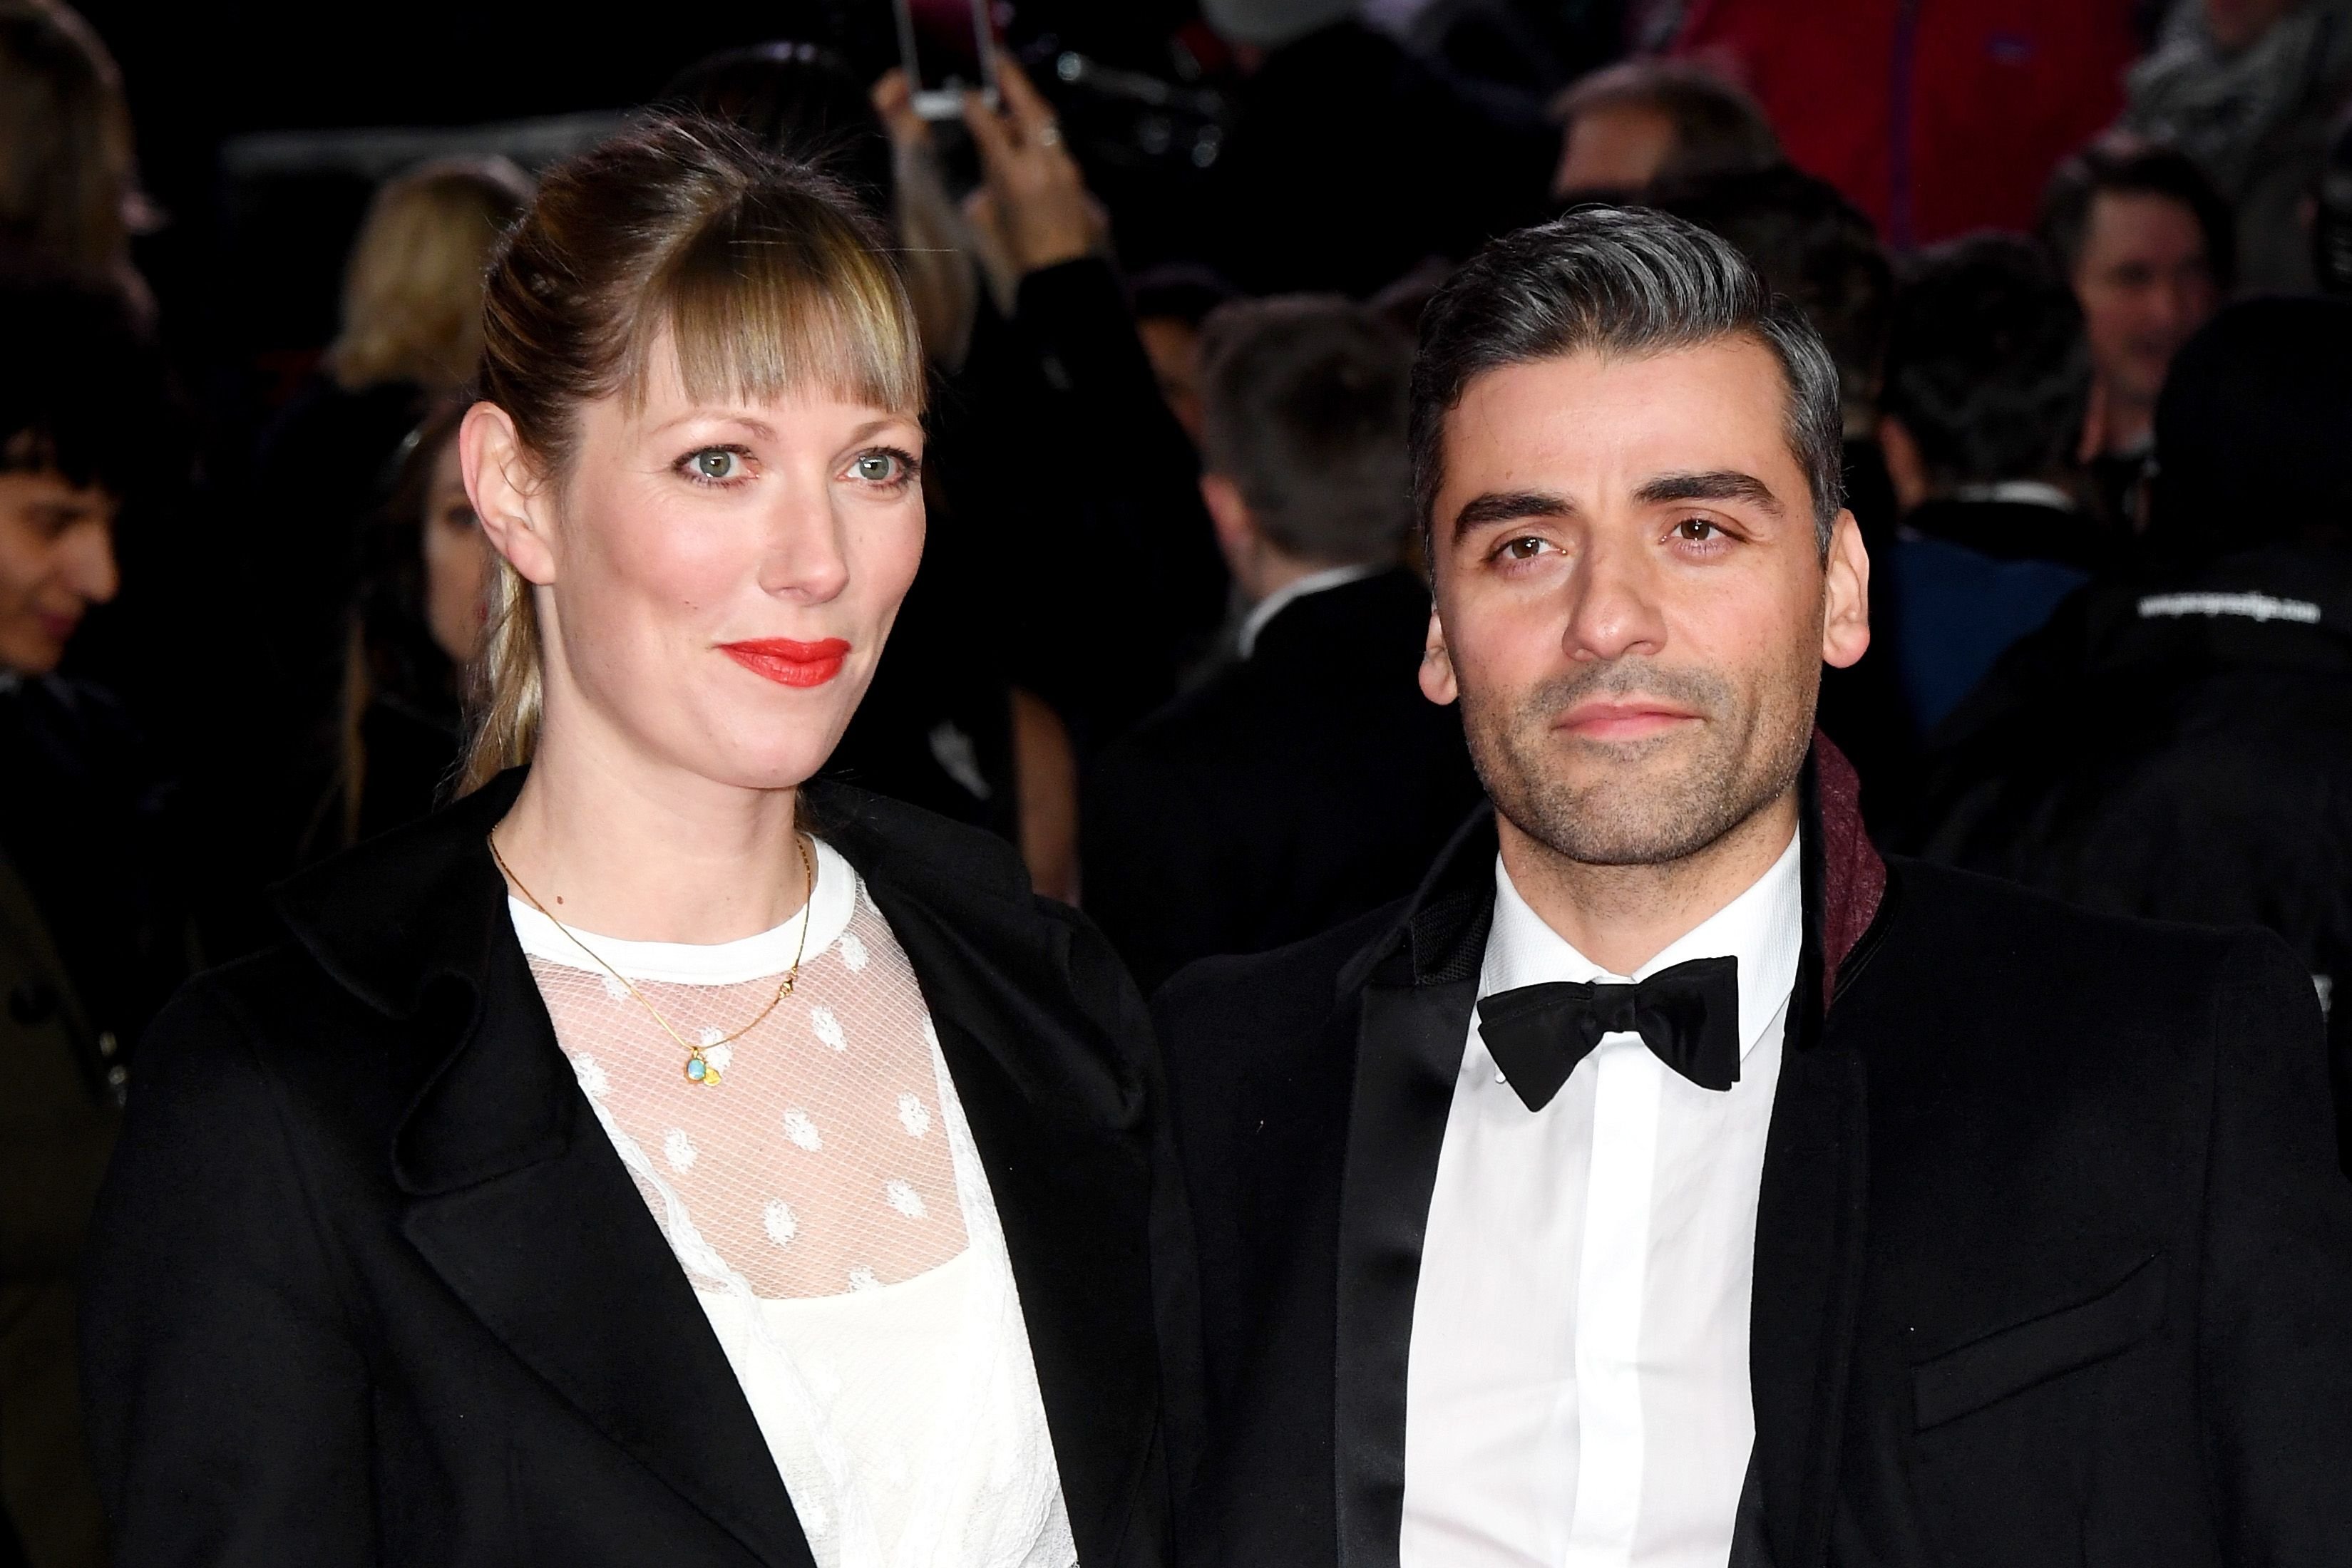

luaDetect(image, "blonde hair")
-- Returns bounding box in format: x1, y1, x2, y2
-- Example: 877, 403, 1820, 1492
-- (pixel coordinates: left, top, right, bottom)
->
326, 157, 534, 393
0, 0, 138, 277
461, 115, 925, 793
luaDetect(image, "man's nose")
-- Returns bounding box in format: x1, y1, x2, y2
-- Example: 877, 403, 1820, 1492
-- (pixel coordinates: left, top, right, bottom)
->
1562, 537, 1667, 663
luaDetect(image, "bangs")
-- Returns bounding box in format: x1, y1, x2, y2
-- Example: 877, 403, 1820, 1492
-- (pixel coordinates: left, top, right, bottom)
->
635, 189, 925, 420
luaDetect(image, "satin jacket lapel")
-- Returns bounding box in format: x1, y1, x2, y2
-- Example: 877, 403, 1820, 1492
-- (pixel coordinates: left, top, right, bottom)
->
1332, 813, 1495, 1568
1740, 760, 1876, 1568
847, 838, 1161, 1564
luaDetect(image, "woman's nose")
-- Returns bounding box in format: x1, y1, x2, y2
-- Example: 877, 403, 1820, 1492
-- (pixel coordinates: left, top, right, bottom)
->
756, 488, 851, 603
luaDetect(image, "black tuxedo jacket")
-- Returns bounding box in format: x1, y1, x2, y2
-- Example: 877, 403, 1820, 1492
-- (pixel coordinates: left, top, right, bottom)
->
81, 771, 1199, 1567
1156, 740, 2352, 1567
1084, 569, 1485, 994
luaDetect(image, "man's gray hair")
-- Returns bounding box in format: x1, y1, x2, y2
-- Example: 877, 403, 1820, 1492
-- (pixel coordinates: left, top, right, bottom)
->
1410, 205, 1847, 555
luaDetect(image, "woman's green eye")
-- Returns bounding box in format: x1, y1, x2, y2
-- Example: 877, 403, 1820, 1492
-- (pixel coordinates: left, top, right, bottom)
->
853, 453, 899, 483
692, 449, 739, 480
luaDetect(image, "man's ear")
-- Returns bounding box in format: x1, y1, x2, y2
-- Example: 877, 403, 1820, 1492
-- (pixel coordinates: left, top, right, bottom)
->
1199, 471, 1258, 585
462, 401, 558, 587
1419, 604, 1459, 706
1820, 507, 1871, 671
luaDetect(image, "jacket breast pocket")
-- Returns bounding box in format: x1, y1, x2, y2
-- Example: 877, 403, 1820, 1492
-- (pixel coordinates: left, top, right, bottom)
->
1911, 1254, 2168, 1432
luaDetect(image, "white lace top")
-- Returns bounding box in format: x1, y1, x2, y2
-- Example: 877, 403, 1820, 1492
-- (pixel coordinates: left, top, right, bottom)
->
510, 838, 1077, 1568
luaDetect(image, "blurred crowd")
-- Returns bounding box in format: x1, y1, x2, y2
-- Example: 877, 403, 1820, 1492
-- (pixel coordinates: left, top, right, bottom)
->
5, 0, 2352, 1562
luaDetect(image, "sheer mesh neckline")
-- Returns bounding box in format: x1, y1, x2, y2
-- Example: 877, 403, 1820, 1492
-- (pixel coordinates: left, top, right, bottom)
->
509, 837, 858, 985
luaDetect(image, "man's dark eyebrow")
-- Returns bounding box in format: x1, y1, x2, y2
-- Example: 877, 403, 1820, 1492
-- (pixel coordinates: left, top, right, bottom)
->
1450, 489, 1573, 540
1635, 469, 1785, 517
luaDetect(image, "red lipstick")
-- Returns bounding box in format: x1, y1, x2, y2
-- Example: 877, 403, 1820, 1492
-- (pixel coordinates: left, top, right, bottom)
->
719, 637, 851, 688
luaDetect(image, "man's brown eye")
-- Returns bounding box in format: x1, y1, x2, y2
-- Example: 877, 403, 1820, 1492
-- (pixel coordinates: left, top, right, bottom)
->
1676, 519, 1718, 541
1506, 537, 1545, 559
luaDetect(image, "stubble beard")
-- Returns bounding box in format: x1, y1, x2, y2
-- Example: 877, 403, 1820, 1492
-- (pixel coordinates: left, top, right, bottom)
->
1462, 656, 1817, 870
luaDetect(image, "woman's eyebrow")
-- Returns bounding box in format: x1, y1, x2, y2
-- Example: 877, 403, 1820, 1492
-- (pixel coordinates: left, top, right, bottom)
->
1635, 469, 1784, 516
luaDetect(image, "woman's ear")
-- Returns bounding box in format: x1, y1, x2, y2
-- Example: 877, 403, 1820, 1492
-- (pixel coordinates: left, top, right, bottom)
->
461, 401, 558, 586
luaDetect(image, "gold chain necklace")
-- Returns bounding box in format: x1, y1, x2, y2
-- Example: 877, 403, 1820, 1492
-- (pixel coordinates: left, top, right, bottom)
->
489, 830, 815, 1088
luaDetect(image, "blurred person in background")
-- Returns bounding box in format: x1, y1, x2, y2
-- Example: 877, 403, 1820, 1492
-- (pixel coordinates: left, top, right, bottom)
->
0, 269, 190, 1568
244, 156, 533, 860
1666, 0, 2140, 248
2121, 0, 2352, 293
1643, 162, 1914, 825
0, 0, 152, 314
1128, 264, 1242, 450
297, 399, 489, 860
1908, 296, 2352, 1174
1549, 59, 1779, 201
1198, 0, 1552, 294
2040, 134, 2230, 529
1084, 296, 1483, 993
1876, 234, 2105, 739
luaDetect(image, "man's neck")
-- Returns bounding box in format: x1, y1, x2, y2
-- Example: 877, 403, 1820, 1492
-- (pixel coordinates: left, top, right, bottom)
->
1496, 790, 1799, 976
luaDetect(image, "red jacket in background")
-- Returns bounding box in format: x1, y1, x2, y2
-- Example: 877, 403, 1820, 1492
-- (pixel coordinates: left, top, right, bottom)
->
1670, 0, 2140, 248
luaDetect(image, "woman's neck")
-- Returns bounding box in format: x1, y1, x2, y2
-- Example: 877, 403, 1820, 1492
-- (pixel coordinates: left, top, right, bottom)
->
490, 725, 812, 946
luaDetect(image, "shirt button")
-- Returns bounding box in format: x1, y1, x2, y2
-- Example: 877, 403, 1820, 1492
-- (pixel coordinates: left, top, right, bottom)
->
106, 1064, 128, 1088
98, 1031, 119, 1058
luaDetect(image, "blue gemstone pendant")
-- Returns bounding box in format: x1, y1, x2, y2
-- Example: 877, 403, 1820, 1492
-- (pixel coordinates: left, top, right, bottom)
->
684, 1053, 719, 1086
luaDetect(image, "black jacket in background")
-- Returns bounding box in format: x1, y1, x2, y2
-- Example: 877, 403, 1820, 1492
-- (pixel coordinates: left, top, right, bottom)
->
80, 771, 1200, 1567
1906, 539, 2352, 1170
1157, 740, 2352, 1567
1082, 569, 1484, 994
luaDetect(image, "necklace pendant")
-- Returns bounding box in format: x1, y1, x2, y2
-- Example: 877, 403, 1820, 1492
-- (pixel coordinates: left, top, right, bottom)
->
684, 1053, 721, 1086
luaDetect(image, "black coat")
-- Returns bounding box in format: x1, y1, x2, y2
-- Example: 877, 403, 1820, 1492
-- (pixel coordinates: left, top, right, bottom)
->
79, 771, 1200, 1567
1156, 742, 2352, 1568
1082, 570, 1486, 994
1908, 541, 2352, 1172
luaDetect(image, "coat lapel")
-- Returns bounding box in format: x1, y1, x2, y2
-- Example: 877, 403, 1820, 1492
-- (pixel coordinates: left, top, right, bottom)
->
1332, 814, 1496, 1568
819, 785, 1164, 1564
1738, 742, 1886, 1568
277, 776, 816, 1568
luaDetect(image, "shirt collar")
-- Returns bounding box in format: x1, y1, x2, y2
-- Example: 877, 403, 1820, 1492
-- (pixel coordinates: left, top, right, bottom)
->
1478, 828, 1804, 1063
1235, 562, 1387, 659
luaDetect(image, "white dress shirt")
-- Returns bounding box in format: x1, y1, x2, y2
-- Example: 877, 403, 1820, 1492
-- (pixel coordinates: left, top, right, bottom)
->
1401, 832, 1803, 1568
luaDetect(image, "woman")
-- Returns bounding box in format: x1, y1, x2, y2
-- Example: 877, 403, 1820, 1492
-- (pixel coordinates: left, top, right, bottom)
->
81, 118, 1193, 1568
299, 398, 493, 859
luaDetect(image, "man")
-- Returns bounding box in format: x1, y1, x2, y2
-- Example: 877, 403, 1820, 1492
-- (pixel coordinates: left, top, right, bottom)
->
1549, 61, 1780, 202
0, 269, 190, 1568
1876, 234, 2110, 738
1909, 295, 2352, 1177
1085, 297, 1483, 993
2039, 134, 2229, 528
1159, 209, 2352, 1568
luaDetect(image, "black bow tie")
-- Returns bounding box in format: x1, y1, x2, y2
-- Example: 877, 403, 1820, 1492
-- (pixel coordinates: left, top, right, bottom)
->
1475, 956, 1742, 1110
